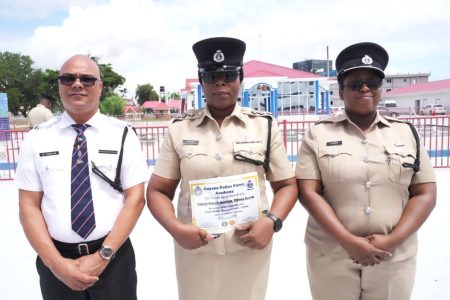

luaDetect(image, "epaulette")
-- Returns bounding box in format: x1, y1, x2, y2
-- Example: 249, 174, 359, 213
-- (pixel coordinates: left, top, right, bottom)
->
171, 110, 204, 123
382, 115, 408, 124
241, 107, 273, 118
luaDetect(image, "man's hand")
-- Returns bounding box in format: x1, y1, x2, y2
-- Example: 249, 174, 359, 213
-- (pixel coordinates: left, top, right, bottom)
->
50, 257, 99, 291
78, 252, 109, 277
235, 217, 274, 250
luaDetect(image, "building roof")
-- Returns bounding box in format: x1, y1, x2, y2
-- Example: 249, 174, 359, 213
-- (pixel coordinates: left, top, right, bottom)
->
166, 100, 182, 109
386, 79, 450, 96
243, 60, 322, 79
123, 105, 140, 114
141, 101, 170, 110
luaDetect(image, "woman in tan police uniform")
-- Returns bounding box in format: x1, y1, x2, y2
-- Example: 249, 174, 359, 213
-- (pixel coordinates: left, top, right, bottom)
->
146, 37, 297, 300
296, 42, 436, 300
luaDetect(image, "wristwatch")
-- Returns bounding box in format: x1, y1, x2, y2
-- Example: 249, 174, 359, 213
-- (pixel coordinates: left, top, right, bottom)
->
98, 245, 116, 260
266, 212, 283, 232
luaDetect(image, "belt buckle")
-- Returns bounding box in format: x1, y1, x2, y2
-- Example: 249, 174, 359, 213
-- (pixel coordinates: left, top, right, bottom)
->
77, 243, 90, 256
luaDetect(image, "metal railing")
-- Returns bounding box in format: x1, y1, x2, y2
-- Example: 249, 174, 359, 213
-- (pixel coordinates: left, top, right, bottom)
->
2, 116, 450, 180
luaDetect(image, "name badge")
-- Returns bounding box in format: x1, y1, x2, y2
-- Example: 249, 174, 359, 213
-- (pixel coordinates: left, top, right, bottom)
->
39, 151, 59, 157
326, 141, 342, 146
99, 150, 118, 154
183, 140, 199, 145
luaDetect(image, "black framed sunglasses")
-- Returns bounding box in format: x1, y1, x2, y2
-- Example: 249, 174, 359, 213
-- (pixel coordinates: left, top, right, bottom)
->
344, 78, 382, 91
201, 70, 239, 84
58, 74, 100, 87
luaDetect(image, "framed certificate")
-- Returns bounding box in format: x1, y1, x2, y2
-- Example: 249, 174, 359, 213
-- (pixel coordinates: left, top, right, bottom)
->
189, 172, 261, 234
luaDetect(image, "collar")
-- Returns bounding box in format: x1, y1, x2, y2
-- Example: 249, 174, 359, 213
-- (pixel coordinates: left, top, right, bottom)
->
193, 104, 247, 127
57, 110, 104, 129
329, 111, 391, 128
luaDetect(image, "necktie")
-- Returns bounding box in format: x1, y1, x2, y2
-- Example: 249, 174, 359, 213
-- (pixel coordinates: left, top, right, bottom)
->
71, 124, 96, 239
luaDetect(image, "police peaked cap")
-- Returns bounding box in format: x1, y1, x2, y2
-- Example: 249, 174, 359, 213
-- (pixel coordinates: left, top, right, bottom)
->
41, 93, 56, 102
336, 42, 389, 79
192, 37, 246, 72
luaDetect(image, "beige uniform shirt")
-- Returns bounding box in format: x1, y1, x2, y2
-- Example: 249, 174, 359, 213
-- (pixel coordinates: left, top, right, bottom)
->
154, 104, 294, 254
28, 104, 53, 127
295, 112, 435, 261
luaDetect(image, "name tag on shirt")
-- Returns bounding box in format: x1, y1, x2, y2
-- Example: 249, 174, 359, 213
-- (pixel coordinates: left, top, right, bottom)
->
183, 140, 199, 145
326, 141, 342, 146
39, 151, 59, 157
99, 150, 118, 154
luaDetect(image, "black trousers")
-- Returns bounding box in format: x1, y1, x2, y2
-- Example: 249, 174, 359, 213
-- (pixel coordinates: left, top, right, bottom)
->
36, 238, 137, 300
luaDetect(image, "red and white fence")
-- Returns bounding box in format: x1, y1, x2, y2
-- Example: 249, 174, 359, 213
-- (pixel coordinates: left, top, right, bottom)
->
2, 116, 449, 180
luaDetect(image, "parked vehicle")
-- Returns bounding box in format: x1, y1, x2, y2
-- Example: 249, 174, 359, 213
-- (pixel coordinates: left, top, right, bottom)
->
420, 104, 446, 115
377, 105, 401, 117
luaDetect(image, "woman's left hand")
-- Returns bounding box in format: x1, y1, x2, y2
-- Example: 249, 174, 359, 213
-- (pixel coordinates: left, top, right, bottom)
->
235, 217, 274, 250
366, 234, 398, 257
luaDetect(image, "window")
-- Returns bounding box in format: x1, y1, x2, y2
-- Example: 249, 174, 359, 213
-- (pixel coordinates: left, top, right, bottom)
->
386, 79, 392, 83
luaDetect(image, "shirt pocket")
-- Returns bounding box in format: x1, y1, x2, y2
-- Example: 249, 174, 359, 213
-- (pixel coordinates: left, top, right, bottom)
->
317, 146, 352, 183
36, 155, 66, 175
233, 143, 266, 170
177, 146, 209, 171
384, 145, 416, 186
92, 153, 119, 180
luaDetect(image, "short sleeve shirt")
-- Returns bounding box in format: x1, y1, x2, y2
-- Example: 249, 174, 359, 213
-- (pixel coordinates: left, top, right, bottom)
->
295, 112, 436, 260
15, 111, 149, 243
154, 104, 294, 226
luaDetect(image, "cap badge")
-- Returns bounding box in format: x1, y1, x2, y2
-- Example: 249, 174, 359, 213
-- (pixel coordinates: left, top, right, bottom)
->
362, 55, 373, 65
213, 50, 225, 63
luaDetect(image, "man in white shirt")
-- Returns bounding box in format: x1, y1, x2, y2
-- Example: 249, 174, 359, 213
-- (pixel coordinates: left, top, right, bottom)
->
27, 94, 55, 128
16, 55, 148, 300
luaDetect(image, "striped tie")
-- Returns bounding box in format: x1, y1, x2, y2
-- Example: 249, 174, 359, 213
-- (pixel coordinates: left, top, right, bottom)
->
70, 124, 96, 239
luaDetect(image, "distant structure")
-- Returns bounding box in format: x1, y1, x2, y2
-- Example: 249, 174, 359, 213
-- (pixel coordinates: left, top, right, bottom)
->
329, 73, 431, 105
293, 59, 332, 76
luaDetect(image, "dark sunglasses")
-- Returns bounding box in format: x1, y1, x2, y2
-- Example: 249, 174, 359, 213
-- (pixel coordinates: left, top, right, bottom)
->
344, 78, 382, 91
58, 74, 100, 87
201, 70, 239, 84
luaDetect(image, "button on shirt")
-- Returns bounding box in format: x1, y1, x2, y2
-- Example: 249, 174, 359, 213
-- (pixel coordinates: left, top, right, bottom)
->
295, 112, 436, 261
154, 105, 294, 254
16, 111, 149, 243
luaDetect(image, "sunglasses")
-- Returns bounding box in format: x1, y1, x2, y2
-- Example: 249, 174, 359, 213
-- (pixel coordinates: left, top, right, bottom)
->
201, 70, 239, 84
344, 78, 382, 91
58, 74, 100, 87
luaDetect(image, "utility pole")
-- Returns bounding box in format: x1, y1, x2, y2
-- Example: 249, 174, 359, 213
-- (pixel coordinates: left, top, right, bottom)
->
326, 45, 330, 77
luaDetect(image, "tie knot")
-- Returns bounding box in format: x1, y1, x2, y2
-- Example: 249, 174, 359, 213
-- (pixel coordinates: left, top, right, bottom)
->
71, 124, 90, 133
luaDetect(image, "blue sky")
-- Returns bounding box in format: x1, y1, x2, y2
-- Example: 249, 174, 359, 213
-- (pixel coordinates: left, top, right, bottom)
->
1, 0, 450, 97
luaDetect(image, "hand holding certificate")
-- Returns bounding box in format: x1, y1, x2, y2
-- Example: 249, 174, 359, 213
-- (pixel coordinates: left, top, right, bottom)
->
189, 172, 261, 234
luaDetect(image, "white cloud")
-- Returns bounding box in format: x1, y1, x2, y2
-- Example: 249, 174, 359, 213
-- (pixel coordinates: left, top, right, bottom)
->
3, 0, 450, 97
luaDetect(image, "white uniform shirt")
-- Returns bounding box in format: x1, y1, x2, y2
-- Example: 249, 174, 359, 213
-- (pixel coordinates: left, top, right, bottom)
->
16, 111, 149, 243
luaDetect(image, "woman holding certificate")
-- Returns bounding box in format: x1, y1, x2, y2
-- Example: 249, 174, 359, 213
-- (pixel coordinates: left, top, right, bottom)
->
146, 37, 297, 300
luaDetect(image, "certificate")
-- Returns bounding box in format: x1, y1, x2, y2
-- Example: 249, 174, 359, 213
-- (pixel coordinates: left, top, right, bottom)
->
189, 172, 261, 234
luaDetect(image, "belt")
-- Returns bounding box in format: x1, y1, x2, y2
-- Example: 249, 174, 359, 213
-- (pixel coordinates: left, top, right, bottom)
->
52, 236, 106, 258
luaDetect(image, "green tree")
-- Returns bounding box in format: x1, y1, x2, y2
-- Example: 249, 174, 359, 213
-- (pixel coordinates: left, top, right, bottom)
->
0, 51, 44, 116
99, 94, 125, 116
90, 56, 126, 100
135, 83, 159, 105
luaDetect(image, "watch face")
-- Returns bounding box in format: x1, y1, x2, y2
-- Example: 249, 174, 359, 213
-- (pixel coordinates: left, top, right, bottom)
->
274, 219, 283, 232
100, 246, 114, 259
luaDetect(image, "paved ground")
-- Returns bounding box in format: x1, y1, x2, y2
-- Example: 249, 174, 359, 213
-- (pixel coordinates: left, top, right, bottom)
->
1, 169, 449, 299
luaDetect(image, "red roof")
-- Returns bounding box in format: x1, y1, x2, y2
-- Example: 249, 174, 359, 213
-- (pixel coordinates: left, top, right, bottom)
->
167, 100, 182, 109
386, 79, 450, 95
141, 101, 170, 110
123, 105, 140, 114
243, 60, 322, 79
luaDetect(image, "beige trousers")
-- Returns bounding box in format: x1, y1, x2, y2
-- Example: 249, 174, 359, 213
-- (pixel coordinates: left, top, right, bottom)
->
174, 242, 272, 300
307, 247, 417, 300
